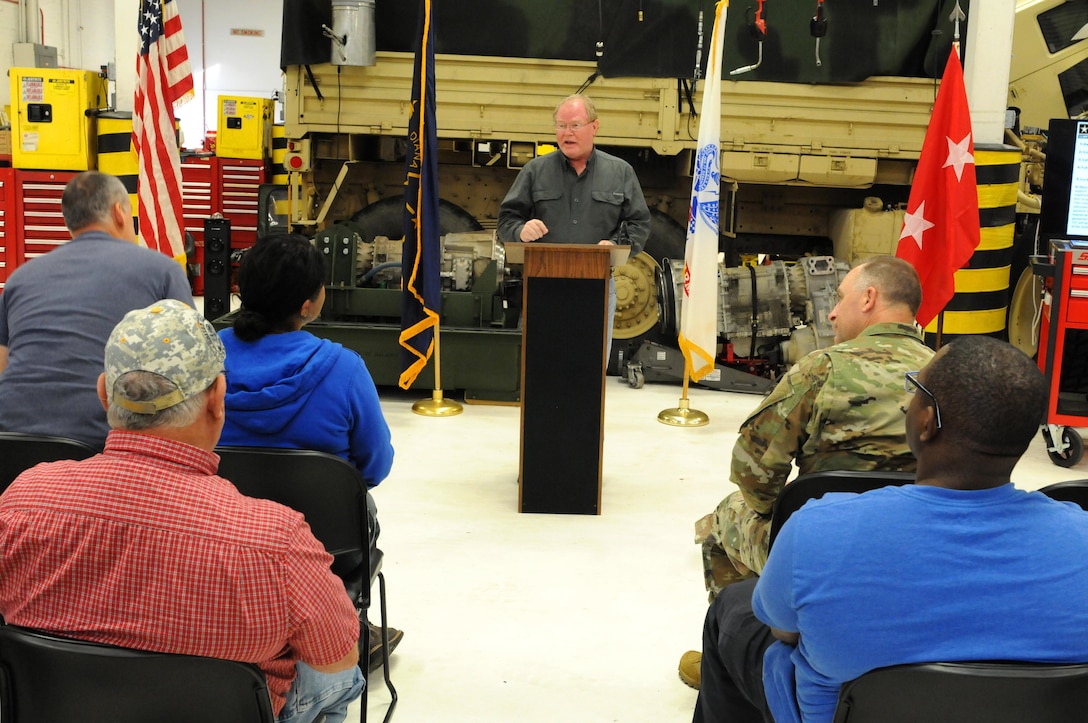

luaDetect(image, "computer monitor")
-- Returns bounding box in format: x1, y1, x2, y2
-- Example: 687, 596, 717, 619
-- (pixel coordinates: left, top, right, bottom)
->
1040, 118, 1088, 238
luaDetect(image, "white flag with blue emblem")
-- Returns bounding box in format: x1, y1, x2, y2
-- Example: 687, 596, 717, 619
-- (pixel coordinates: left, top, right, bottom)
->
679, 0, 727, 382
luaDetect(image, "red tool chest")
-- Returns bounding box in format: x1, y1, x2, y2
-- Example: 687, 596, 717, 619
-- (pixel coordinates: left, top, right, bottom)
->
1035, 238, 1088, 466
0, 167, 13, 289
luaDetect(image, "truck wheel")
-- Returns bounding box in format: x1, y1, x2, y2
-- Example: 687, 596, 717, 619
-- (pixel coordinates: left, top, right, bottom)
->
350, 197, 482, 241
642, 208, 686, 263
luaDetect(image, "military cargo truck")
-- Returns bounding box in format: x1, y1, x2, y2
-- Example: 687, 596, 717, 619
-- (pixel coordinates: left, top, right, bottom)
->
261, 0, 1086, 398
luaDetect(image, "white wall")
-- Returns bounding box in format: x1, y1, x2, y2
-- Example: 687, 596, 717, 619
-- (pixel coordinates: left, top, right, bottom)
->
2, 0, 283, 149
113, 0, 137, 112
2, 0, 117, 111
0, 2, 20, 112
175, 0, 284, 149
41, 0, 116, 71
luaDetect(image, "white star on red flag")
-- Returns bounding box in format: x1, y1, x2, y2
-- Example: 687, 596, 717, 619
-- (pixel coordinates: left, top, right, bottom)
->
900, 201, 936, 250
943, 134, 974, 181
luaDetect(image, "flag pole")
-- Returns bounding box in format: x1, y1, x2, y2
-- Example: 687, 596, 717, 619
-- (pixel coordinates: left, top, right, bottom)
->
401, 0, 460, 417
658, 363, 709, 426
658, 0, 728, 429
412, 320, 463, 416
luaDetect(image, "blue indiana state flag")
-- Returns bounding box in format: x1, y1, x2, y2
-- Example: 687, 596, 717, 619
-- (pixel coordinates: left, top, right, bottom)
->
399, 0, 441, 390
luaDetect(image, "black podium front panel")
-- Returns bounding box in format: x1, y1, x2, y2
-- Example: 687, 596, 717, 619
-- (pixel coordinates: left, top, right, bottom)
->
520, 276, 606, 514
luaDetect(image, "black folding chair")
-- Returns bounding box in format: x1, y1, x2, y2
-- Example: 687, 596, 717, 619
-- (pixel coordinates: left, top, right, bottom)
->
0, 625, 274, 722
216, 446, 396, 723
0, 432, 98, 493
1039, 479, 1088, 511
768, 469, 915, 552
833, 660, 1088, 722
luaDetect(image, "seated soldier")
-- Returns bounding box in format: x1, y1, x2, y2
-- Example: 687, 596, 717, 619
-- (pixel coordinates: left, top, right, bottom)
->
694, 337, 1088, 723
681, 256, 934, 689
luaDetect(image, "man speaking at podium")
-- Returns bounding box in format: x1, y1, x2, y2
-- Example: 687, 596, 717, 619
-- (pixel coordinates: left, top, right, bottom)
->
497, 93, 651, 352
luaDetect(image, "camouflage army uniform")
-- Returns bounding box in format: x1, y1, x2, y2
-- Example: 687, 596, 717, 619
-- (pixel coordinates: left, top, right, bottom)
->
697, 322, 934, 600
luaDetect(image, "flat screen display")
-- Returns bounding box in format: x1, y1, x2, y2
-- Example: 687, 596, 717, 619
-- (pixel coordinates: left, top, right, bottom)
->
1041, 118, 1088, 238
1066, 121, 1088, 236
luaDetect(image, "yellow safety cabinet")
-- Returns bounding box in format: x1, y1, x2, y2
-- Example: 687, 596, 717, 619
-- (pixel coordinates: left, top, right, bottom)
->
216, 96, 274, 160
10, 68, 104, 171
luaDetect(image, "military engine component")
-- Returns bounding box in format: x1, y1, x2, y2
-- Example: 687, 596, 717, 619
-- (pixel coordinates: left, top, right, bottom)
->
315, 222, 501, 293
658, 256, 849, 367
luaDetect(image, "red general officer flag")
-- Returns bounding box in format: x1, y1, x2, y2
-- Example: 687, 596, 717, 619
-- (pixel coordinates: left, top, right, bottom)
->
133, 0, 194, 264
896, 45, 980, 328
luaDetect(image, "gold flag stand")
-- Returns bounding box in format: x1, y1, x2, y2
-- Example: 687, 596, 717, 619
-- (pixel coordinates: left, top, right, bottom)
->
412, 322, 463, 417
658, 366, 709, 427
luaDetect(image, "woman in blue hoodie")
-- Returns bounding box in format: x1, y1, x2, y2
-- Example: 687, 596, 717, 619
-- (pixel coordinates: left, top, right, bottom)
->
218, 233, 400, 670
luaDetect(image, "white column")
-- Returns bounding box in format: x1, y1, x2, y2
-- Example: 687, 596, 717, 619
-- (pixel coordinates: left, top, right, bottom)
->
963, 0, 1017, 145
25, 0, 41, 43
113, 0, 139, 111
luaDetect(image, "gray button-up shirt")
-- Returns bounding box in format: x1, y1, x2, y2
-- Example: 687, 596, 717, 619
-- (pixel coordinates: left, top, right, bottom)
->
497, 148, 650, 256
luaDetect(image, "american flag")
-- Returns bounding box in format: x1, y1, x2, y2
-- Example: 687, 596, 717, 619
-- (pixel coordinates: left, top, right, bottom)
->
133, 0, 193, 262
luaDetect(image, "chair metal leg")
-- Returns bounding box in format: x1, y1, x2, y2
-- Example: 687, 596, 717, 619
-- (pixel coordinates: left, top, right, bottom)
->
359, 609, 369, 723
377, 571, 397, 723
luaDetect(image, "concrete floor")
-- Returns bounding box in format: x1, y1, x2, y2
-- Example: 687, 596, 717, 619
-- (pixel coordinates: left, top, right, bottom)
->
352, 376, 1088, 723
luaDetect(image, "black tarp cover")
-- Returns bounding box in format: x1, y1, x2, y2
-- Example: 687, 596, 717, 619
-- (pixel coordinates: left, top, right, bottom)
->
282, 0, 966, 83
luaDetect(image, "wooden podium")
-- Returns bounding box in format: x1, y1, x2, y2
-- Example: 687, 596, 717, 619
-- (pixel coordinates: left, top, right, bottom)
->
517, 243, 630, 514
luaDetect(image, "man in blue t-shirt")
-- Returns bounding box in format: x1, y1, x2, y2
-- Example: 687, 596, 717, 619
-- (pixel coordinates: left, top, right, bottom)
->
693, 336, 1088, 723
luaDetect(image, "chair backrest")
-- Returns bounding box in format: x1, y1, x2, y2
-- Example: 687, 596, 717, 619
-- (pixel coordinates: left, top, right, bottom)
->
0, 432, 98, 494
0, 625, 274, 723
1038, 479, 1088, 511
833, 660, 1088, 723
215, 446, 371, 606
768, 469, 915, 551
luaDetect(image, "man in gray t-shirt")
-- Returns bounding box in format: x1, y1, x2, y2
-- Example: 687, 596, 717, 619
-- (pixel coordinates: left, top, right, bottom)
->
0, 171, 193, 449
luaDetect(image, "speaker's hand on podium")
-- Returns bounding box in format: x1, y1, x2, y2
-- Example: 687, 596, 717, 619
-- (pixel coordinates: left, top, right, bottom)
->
520, 219, 549, 242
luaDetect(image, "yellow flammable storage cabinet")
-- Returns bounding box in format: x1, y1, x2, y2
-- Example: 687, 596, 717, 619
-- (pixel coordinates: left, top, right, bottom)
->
10, 68, 104, 171
216, 96, 273, 160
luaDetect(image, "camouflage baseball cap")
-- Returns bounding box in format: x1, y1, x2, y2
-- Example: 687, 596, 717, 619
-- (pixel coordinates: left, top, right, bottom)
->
104, 300, 226, 414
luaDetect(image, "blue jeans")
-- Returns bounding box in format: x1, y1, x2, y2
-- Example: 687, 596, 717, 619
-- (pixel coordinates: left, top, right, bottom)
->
277, 661, 364, 723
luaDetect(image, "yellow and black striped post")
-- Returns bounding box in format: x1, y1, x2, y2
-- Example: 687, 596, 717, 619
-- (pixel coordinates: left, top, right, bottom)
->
96, 111, 140, 234
924, 143, 1020, 345
271, 123, 288, 185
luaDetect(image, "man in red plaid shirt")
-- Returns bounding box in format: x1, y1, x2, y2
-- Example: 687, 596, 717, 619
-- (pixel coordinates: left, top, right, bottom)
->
0, 300, 362, 722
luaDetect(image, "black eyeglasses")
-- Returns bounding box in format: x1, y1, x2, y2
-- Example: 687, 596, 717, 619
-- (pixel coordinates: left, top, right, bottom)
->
905, 371, 942, 429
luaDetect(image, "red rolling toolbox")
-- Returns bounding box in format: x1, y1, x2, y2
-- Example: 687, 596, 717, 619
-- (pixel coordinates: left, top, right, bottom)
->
0, 167, 13, 290
11, 170, 78, 269
1035, 237, 1088, 467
